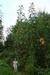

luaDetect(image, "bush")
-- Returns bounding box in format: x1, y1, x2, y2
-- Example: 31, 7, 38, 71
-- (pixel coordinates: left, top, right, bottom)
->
25, 63, 34, 75
0, 60, 14, 75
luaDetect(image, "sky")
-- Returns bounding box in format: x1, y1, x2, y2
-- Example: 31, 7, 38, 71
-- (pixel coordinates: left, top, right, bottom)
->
0, 0, 50, 37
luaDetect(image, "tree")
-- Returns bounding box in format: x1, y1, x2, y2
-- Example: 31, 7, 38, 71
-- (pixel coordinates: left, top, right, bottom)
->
0, 19, 3, 53
0, 17, 3, 43
4, 33, 16, 67
0, 9, 4, 58
11, 18, 37, 71
17, 5, 26, 22
28, 2, 36, 21
34, 12, 50, 68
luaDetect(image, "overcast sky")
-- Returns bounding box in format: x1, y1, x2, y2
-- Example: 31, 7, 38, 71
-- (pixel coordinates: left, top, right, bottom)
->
0, 0, 50, 36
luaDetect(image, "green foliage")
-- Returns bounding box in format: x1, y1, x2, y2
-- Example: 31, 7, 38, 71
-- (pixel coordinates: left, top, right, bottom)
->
11, 21, 35, 70
35, 12, 50, 68
0, 42, 3, 52
1, 2, 50, 74
0, 60, 15, 75
34, 67, 50, 75
1, 4, 50, 74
